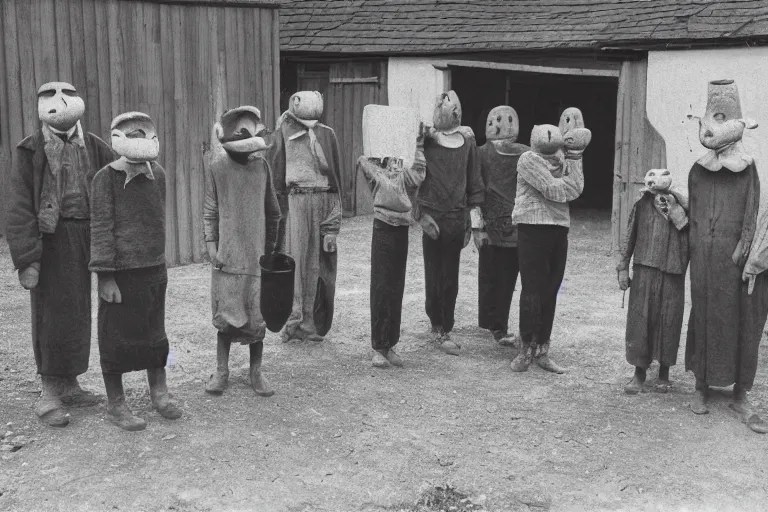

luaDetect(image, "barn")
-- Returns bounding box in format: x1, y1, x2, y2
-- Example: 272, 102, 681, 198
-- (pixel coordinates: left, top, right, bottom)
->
279, 0, 768, 251
0, 0, 280, 266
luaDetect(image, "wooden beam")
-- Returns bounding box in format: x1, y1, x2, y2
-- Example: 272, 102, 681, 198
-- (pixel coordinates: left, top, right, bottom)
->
329, 76, 380, 84
438, 59, 621, 78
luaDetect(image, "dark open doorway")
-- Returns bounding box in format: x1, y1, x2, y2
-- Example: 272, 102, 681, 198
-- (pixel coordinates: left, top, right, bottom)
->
452, 66, 618, 210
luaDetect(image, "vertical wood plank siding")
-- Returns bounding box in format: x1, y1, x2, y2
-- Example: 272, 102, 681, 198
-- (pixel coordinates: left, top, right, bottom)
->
0, 0, 280, 266
611, 58, 667, 255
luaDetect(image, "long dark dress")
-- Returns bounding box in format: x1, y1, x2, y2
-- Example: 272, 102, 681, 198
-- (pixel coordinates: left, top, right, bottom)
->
685, 162, 768, 389
618, 193, 689, 369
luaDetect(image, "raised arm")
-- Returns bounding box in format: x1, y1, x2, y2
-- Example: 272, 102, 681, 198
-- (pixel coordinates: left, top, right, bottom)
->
516, 152, 574, 204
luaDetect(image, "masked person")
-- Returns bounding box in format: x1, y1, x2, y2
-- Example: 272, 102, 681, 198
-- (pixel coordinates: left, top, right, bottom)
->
511, 110, 590, 374
90, 112, 181, 431
685, 80, 768, 433
204, 106, 281, 396
416, 91, 484, 355
358, 112, 426, 368
268, 91, 343, 344
6, 82, 113, 427
474, 106, 530, 344
617, 169, 690, 394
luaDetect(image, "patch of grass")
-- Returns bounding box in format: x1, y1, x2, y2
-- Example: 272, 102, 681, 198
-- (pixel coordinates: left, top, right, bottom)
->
389, 485, 486, 512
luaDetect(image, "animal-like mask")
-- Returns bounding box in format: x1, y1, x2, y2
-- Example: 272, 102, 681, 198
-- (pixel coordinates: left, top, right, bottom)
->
289, 91, 324, 121
530, 124, 564, 156
433, 91, 462, 132
215, 106, 269, 155
37, 82, 85, 131
110, 112, 159, 162
558, 107, 591, 152
643, 169, 672, 192
697, 79, 757, 150
486, 106, 519, 141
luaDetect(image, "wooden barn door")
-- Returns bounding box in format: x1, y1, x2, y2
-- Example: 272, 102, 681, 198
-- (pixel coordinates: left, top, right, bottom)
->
325, 61, 388, 216
611, 58, 667, 254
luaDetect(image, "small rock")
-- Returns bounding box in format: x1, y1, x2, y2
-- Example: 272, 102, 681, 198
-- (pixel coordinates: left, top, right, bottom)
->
162, 434, 177, 441
1, 445, 14, 452
554, 432, 564, 439
4, 432, 13, 439
332, 432, 342, 438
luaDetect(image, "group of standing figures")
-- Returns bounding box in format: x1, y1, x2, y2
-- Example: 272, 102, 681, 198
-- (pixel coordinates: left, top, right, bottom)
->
5, 77, 768, 435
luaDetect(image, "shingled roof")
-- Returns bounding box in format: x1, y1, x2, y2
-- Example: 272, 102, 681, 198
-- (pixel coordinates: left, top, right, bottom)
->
280, 0, 768, 54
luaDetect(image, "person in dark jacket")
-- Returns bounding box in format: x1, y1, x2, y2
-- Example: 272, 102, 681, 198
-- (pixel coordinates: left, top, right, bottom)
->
618, 169, 690, 394
474, 106, 530, 343
417, 90, 484, 356
203, 106, 281, 397
5, 82, 113, 427
90, 112, 182, 431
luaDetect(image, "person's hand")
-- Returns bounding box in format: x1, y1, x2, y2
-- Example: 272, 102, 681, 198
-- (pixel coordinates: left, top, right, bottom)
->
743, 270, 757, 295
473, 230, 489, 251
98, 276, 122, 303
618, 269, 630, 291
419, 214, 440, 240
18, 265, 40, 290
207, 241, 223, 270
323, 234, 337, 253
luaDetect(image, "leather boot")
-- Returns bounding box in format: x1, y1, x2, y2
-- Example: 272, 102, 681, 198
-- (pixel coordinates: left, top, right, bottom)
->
510, 341, 533, 372
104, 373, 146, 431
730, 385, 768, 434
35, 376, 69, 427
534, 341, 566, 374
60, 376, 103, 407
205, 332, 230, 395
249, 342, 274, 397
147, 368, 183, 420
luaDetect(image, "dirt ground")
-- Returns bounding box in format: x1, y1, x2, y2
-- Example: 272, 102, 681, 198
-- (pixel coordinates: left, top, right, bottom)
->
1, 210, 767, 512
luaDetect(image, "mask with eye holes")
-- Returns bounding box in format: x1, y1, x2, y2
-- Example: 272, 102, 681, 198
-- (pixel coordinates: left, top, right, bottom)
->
37, 82, 85, 131
643, 168, 672, 192
433, 91, 462, 132
558, 107, 591, 153
485, 106, 519, 141
214, 106, 269, 158
698, 80, 756, 150
110, 112, 159, 162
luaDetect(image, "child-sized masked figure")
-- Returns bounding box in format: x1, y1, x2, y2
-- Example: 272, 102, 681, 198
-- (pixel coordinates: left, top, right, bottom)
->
474, 106, 530, 343
416, 90, 485, 355
6, 82, 113, 427
90, 112, 182, 431
685, 80, 768, 433
357, 111, 426, 369
268, 91, 343, 343
617, 169, 689, 395
511, 116, 588, 374
204, 106, 281, 396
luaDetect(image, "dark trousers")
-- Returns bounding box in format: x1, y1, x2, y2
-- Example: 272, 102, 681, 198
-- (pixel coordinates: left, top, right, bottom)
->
422, 212, 466, 333
32, 219, 92, 376
370, 219, 409, 350
478, 245, 519, 333
517, 224, 569, 345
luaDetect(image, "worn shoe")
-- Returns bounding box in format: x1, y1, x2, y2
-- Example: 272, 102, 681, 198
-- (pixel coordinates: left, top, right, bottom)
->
372, 350, 391, 368
439, 333, 461, 356
430, 325, 444, 343
730, 391, 768, 434
510, 344, 532, 372
35, 398, 70, 428
535, 354, 566, 374
497, 332, 519, 347
151, 393, 183, 420
205, 371, 229, 395
690, 389, 708, 415
624, 375, 644, 395
249, 366, 275, 397
386, 348, 404, 367
107, 402, 147, 431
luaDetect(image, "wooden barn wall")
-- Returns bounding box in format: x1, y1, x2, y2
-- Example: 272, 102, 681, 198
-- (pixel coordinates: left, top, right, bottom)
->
611, 58, 667, 255
0, 0, 281, 266
325, 61, 388, 216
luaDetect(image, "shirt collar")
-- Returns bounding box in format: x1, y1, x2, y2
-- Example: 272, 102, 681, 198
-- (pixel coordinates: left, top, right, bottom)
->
111, 157, 155, 188
42, 121, 85, 147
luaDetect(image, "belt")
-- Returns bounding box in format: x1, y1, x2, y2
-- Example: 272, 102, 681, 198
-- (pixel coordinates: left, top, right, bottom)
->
287, 186, 332, 195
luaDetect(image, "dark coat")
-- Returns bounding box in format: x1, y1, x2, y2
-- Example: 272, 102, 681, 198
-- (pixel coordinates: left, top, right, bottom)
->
5, 130, 113, 270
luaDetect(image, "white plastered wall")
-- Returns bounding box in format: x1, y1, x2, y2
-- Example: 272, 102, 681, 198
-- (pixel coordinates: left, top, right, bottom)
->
387, 58, 450, 123
646, 48, 768, 211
